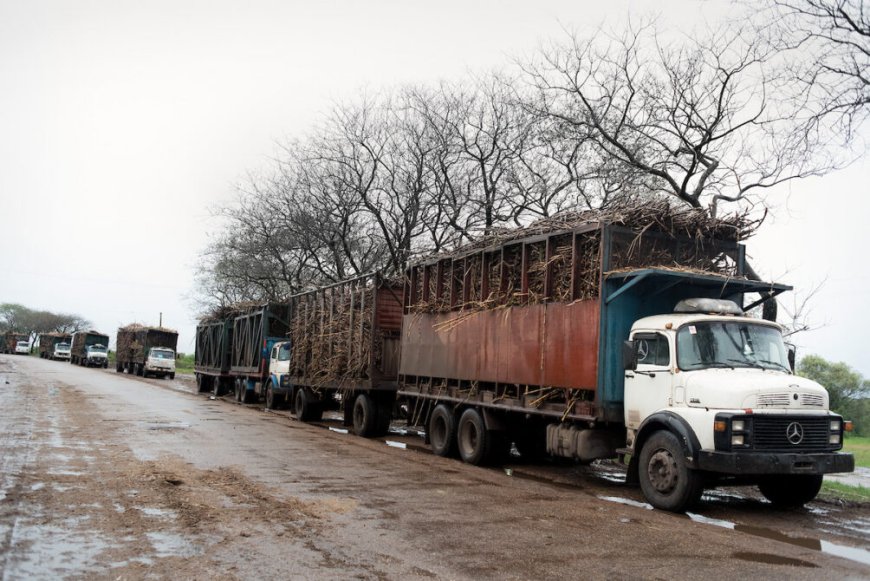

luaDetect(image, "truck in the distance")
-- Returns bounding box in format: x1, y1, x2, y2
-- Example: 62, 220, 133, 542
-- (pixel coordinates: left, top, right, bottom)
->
116, 325, 178, 379
70, 331, 110, 367
228, 303, 290, 404
194, 316, 234, 395
2, 332, 29, 355
393, 206, 853, 511
38, 333, 72, 360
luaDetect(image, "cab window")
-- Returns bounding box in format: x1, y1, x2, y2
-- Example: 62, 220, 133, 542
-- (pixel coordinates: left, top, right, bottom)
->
634, 333, 670, 367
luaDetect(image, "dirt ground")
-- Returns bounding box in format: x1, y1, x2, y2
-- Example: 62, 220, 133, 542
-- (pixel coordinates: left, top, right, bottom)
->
1, 355, 868, 580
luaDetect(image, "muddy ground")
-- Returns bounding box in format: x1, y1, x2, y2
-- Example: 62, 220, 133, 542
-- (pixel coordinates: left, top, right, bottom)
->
1, 355, 868, 580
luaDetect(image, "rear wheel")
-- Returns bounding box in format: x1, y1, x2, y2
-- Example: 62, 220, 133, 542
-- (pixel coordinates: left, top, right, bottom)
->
457, 408, 500, 466
233, 378, 242, 402
638, 430, 704, 512
429, 404, 458, 457
294, 388, 322, 422
169, 372, 175, 380
352, 394, 378, 437
758, 475, 823, 508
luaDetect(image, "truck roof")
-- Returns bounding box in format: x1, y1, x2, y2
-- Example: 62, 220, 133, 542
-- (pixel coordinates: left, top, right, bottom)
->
632, 312, 784, 332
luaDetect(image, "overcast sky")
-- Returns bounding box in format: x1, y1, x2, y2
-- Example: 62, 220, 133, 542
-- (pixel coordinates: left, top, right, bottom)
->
1, 0, 867, 374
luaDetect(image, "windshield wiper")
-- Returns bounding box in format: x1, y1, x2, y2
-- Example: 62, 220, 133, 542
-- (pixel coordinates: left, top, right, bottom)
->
755, 358, 791, 372
726, 358, 764, 369
682, 362, 734, 370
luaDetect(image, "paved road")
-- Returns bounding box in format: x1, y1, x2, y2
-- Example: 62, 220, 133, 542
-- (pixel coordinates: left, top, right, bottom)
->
1, 355, 868, 580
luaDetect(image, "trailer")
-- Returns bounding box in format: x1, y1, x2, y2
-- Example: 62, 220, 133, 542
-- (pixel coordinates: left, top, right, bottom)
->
227, 303, 291, 404
116, 325, 178, 379
392, 207, 853, 511
70, 331, 110, 367
268, 273, 403, 435
38, 333, 71, 360
2, 332, 28, 355
194, 318, 234, 395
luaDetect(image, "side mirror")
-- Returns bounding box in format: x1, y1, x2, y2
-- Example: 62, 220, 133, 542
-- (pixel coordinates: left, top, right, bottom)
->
787, 344, 797, 372
623, 340, 638, 371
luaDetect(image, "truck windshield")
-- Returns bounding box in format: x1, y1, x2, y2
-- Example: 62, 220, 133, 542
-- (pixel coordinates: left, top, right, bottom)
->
151, 350, 174, 359
676, 321, 790, 372
57, 343, 70, 350
88, 346, 107, 353
16, 342, 28, 348
277, 343, 291, 361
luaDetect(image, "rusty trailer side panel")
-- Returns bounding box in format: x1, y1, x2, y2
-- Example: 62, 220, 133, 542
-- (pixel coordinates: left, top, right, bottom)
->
399, 300, 599, 389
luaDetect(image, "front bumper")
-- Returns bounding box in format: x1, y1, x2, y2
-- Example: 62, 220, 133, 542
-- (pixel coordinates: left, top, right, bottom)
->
697, 450, 854, 475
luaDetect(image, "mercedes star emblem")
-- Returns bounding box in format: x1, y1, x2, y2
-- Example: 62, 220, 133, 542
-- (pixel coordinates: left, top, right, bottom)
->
786, 422, 804, 445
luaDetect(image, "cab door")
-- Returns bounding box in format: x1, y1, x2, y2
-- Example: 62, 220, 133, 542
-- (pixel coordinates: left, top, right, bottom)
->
624, 331, 674, 429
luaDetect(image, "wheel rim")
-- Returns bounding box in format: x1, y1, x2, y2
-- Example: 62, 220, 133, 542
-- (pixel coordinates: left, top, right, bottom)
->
647, 449, 679, 494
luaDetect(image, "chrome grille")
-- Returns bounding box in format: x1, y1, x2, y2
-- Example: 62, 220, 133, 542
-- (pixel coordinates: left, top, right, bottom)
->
800, 394, 825, 407
757, 393, 791, 407
751, 416, 832, 451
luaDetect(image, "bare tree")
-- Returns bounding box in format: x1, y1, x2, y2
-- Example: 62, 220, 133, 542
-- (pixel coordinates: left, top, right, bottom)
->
523, 22, 844, 216
761, 0, 870, 141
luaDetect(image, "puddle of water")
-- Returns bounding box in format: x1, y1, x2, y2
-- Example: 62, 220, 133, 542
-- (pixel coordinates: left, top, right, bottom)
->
688, 511, 870, 567
733, 551, 818, 568
135, 506, 178, 519
48, 469, 83, 477
30, 482, 45, 491
145, 531, 202, 558
328, 427, 349, 434
385, 440, 406, 449
145, 422, 190, 431
598, 496, 653, 510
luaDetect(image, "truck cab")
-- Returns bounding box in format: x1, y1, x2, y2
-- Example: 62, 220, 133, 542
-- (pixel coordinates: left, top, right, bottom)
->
623, 298, 853, 510
144, 347, 176, 379
15, 341, 30, 354
86, 344, 109, 368
266, 341, 292, 409
54, 342, 71, 360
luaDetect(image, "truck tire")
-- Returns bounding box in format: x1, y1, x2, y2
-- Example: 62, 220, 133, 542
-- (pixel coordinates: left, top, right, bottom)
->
294, 388, 322, 422
457, 408, 498, 466
429, 404, 458, 457
234, 378, 243, 402
116, 363, 122, 372
758, 475, 823, 508
266, 385, 282, 410
638, 430, 704, 512
352, 394, 378, 437
169, 373, 175, 380
374, 397, 392, 436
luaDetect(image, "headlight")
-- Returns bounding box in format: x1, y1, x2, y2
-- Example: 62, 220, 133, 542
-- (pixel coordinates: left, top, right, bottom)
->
830, 420, 841, 431
732, 435, 745, 446
830, 433, 841, 445
732, 420, 745, 432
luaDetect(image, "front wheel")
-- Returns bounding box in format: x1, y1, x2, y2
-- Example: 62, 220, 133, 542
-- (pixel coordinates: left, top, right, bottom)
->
168, 372, 175, 380
758, 475, 823, 508
266, 385, 282, 410
638, 430, 704, 512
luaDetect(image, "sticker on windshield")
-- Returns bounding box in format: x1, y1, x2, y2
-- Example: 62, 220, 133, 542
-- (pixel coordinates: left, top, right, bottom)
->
688, 326, 697, 335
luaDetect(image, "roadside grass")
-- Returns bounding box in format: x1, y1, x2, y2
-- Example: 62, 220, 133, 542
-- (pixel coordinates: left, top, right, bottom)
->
818, 436, 870, 503
821, 480, 870, 503
844, 435, 870, 468
175, 353, 194, 374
